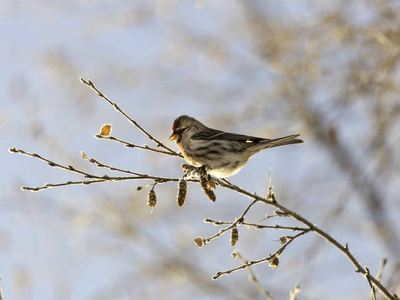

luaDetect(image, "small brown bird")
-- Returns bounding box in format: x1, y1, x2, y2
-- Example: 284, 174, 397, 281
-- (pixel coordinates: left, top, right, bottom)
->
170, 115, 303, 178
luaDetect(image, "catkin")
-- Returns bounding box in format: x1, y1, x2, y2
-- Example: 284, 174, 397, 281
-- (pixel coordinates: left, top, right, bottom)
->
147, 189, 157, 210
200, 174, 216, 202
177, 179, 188, 207
230, 227, 239, 246
207, 178, 215, 191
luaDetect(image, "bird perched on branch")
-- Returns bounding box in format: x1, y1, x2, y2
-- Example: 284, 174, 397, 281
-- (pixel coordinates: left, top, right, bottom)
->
169, 115, 303, 178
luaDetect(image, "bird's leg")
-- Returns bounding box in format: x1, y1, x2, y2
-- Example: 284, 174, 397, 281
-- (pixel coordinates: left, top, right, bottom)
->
181, 164, 196, 179
181, 164, 211, 180
199, 165, 208, 178
181, 164, 205, 179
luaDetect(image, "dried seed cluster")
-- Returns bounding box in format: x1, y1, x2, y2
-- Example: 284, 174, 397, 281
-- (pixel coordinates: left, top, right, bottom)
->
269, 256, 279, 269
194, 236, 203, 248
100, 124, 112, 136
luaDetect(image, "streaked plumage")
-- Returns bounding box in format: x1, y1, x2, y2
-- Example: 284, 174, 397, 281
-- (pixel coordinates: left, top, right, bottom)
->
170, 115, 303, 178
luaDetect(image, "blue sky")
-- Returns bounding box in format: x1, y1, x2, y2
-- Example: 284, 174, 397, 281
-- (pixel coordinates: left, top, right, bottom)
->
2, 1, 399, 299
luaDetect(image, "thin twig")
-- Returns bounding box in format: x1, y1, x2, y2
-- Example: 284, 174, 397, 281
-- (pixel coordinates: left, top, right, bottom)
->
203, 219, 308, 232
94, 134, 183, 158
21, 179, 108, 191
10, 147, 397, 299
244, 223, 308, 231
234, 251, 274, 300
203, 200, 258, 245
80, 77, 179, 155
20, 176, 195, 192
213, 179, 397, 300
9, 147, 96, 178
9, 147, 198, 192
10, 84, 398, 299
213, 231, 308, 280
82, 152, 145, 176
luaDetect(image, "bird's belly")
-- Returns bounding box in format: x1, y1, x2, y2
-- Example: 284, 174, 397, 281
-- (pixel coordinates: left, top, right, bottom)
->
182, 140, 249, 177
206, 160, 247, 178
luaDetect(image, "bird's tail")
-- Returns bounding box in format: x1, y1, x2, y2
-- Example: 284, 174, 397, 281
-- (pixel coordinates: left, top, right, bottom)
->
263, 134, 303, 148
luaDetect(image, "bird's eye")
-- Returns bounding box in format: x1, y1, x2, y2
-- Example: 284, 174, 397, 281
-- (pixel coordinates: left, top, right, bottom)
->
181, 127, 187, 133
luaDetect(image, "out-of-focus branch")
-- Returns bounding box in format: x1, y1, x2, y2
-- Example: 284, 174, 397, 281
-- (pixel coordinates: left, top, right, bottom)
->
377, 258, 387, 281
298, 104, 399, 253
365, 266, 378, 300
240, 0, 400, 257
0, 275, 3, 300
289, 284, 301, 300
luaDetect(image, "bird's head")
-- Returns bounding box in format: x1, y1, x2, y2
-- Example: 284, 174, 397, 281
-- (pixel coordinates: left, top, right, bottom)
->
169, 115, 203, 143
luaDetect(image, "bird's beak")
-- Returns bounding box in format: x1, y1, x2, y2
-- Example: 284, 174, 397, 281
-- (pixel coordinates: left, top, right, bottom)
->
169, 132, 179, 141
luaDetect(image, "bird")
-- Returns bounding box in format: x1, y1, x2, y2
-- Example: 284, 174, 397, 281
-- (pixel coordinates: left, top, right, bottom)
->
169, 115, 303, 178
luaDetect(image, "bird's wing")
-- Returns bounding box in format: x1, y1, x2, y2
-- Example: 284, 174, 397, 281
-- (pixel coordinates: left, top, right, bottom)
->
193, 128, 267, 143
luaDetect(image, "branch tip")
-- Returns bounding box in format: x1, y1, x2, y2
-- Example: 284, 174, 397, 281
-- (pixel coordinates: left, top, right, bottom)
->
8, 147, 18, 153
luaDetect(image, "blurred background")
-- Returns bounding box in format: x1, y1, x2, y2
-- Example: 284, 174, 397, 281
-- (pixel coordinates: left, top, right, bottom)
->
1, 0, 400, 299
